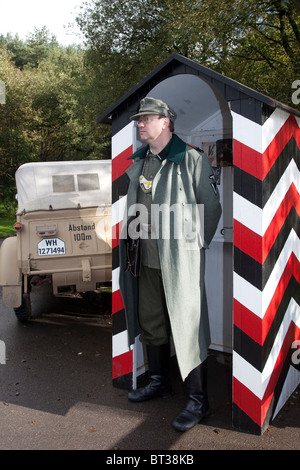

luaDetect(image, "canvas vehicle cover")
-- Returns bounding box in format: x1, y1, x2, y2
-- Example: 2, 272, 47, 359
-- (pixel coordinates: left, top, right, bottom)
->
15, 160, 111, 212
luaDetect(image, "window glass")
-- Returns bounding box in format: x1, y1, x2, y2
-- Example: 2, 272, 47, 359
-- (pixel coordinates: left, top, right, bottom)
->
78, 173, 100, 191
52, 175, 75, 192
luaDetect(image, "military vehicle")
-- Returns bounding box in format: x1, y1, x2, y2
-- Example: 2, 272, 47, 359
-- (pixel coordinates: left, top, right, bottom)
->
0, 160, 112, 321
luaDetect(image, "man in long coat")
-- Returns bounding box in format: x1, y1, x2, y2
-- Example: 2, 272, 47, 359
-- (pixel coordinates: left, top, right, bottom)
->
119, 97, 222, 431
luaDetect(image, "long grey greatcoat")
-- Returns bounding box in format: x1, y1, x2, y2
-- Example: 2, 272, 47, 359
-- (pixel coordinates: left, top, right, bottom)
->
119, 134, 222, 381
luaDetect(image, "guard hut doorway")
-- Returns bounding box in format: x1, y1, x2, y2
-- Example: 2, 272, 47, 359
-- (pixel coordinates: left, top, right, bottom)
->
133, 73, 234, 356
97, 53, 300, 435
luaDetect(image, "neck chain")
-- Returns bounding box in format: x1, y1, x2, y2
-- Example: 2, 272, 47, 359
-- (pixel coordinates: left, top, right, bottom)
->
139, 149, 164, 194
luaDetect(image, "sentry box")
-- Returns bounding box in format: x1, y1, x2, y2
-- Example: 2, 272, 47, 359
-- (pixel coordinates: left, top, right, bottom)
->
97, 53, 300, 435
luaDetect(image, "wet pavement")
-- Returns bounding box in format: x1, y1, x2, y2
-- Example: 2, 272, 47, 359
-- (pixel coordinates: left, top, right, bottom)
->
0, 284, 299, 452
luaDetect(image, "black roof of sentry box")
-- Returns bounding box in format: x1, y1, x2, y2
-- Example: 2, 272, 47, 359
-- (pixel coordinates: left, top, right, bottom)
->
97, 53, 300, 128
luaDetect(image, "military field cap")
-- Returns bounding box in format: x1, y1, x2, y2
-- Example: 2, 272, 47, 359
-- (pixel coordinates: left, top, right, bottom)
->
130, 97, 177, 123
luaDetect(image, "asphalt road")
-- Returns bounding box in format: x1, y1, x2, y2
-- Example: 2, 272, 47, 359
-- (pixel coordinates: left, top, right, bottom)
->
0, 285, 299, 452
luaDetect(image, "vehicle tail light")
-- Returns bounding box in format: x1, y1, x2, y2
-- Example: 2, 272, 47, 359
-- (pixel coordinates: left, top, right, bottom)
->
14, 222, 23, 231
36, 225, 57, 236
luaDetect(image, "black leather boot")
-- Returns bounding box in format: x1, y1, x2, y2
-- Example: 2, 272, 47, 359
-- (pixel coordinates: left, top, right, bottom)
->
128, 343, 172, 402
172, 360, 210, 431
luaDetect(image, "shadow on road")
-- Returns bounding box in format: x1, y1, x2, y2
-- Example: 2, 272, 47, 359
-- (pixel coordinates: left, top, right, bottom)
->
0, 287, 299, 450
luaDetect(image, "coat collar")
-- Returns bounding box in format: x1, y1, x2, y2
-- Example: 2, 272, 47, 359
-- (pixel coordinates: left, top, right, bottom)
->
128, 134, 186, 165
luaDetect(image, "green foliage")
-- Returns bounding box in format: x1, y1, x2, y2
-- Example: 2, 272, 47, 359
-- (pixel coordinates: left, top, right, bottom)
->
0, 198, 17, 218
0, 218, 16, 238
219, 0, 300, 104
0, 27, 59, 69
0, 29, 111, 201
77, 0, 300, 108
0, 2, 299, 207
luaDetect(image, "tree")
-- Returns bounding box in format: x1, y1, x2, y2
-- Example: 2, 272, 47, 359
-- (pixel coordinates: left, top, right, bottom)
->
220, 0, 300, 104
0, 27, 59, 69
76, 0, 300, 108
76, 0, 168, 105
0, 37, 110, 201
0, 47, 36, 200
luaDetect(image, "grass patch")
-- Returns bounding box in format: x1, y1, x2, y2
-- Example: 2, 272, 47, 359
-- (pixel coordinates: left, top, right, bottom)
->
0, 217, 16, 238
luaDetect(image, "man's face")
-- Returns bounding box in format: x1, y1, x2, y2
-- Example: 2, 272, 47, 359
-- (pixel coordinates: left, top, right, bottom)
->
137, 115, 167, 144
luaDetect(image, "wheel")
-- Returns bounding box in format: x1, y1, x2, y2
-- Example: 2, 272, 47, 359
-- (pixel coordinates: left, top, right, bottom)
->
14, 293, 31, 322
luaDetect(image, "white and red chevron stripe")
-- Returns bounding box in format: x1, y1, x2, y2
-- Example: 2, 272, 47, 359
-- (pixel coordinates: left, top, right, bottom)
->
234, 251, 300, 345
234, 299, 300, 428
232, 107, 300, 434
234, 179, 299, 264
233, 110, 300, 180
234, 231, 299, 320
111, 122, 135, 387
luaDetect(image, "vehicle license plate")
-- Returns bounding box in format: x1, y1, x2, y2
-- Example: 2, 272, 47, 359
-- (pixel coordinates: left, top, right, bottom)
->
38, 238, 66, 256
